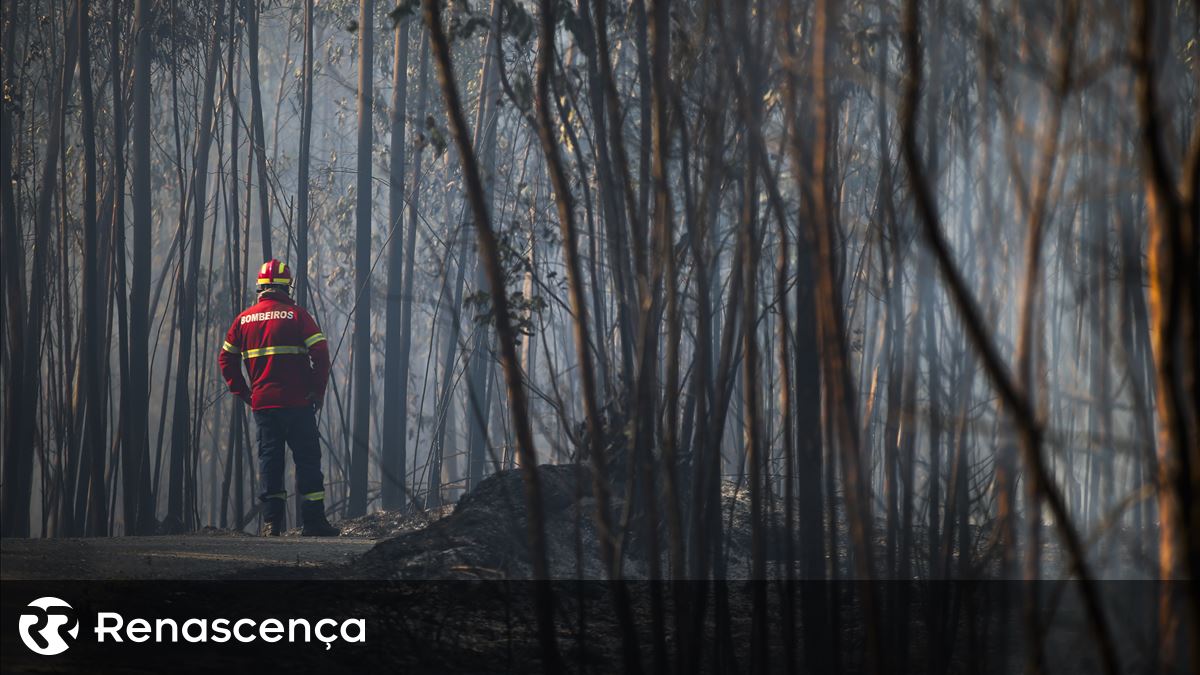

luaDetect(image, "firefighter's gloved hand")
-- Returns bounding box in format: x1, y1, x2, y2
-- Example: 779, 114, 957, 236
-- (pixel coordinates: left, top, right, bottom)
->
237, 392, 252, 407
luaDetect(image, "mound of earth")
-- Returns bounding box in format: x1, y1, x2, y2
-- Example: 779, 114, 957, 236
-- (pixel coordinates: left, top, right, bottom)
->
351, 463, 788, 579
352, 464, 601, 579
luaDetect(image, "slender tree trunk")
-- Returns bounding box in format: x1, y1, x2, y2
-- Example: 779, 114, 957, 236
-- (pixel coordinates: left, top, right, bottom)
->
741, 66, 768, 674
684, 41, 721, 586
347, 0, 375, 518
244, 0, 272, 260
422, 1, 561, 669
166, 4, 224, 531
592, 0, 645, 416
126, 0, 155, 535
463, 0, 504, 494
109, 0, 136, 535
295, 0, 314, 305
224, 0, 246, 531
390, 28, 430, 513
532, 1, 641, 672
78, 0, 109, 536
428, 224, 468, 508
727, 2, 768, 671
1132, 0, 1200, 666
769, 8, 828, 669
578, 0, 634, 389
381, 15, 412, 510
783, 0, 880, 670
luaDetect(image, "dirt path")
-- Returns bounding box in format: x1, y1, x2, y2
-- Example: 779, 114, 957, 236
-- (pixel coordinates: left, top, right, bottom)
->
0, 534, 377, 580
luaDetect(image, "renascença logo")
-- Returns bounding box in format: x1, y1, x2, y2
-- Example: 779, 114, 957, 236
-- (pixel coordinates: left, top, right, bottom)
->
15, 596, 365, 655
18, 597, 79, 655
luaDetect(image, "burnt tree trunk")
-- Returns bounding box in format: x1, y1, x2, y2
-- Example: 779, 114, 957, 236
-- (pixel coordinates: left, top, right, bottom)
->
348, 0, 375, 518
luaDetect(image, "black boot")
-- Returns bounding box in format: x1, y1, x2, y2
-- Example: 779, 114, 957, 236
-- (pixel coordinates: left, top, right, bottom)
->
262, 498, 286, 536
300, 500, 339, 537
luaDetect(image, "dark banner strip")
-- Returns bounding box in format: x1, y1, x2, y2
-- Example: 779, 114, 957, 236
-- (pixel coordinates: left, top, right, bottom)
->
1, 581, 1191, 673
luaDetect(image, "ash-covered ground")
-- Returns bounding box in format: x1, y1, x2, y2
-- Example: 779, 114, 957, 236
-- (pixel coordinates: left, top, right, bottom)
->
349, 463, 797, 580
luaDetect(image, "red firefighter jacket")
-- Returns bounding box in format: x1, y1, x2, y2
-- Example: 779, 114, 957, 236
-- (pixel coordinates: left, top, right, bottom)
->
218, 292, 331, 410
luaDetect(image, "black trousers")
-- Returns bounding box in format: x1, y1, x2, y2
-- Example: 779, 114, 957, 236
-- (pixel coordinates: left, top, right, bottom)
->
254, 406, 326, 505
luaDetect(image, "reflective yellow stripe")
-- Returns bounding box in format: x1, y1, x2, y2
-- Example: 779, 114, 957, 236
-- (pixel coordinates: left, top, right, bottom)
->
279, 262, 286, 274
257, 277, 292, 285
302, 491, 325, 501
261, 262, 270, 275
264, 492, 287, 500
242, 345, 307, 359
303, 332, 326, 348
222, 341, 241, 354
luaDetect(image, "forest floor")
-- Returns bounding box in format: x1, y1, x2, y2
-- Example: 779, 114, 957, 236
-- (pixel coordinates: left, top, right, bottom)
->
1, 466, 1169, 673
0, 533, 378, 580
0, 499, 452, 581
0, 462, 782, 582
0, 463, 1152, 582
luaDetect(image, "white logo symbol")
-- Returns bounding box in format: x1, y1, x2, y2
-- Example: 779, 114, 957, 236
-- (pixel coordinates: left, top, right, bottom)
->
18, 597, 79, 656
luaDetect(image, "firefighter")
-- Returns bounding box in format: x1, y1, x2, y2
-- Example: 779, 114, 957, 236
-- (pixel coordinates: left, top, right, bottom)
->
218, 259, 339, 537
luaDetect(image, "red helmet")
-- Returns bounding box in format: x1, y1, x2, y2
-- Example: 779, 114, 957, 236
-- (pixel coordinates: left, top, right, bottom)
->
257, 259, 294, 290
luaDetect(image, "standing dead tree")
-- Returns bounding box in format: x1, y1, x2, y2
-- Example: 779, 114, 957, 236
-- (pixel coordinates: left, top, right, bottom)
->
381, 11, 412, 511
1131, 0, 1200, 667
77, 0, 108, 537
530, 0, 643, 671
166, 0, 224, 532
422, 0, 562, 669
244, 0, 273, 259
348, 0, 374, 518
780, 0, 880, 671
